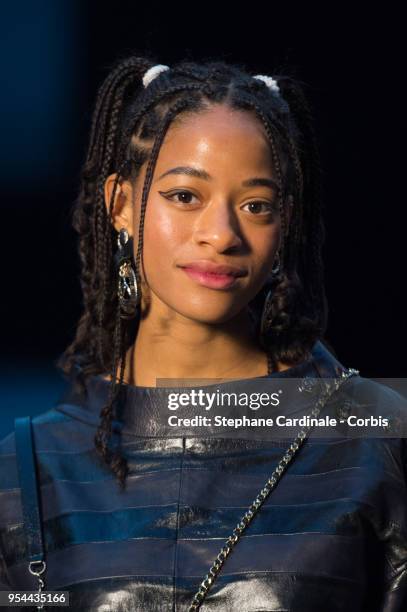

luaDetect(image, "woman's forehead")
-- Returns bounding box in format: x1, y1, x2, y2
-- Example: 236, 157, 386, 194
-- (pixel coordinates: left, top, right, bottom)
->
168, 104, 268, 139
157, 107, 275, 175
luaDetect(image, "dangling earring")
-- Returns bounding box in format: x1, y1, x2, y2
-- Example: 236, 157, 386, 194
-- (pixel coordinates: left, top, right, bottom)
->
114, 228, 140, 319
260, 252, 281, 337
271, 251, 281, 275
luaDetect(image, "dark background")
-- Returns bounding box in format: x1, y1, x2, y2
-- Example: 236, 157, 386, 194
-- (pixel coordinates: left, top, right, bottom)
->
1, 2, 405, 437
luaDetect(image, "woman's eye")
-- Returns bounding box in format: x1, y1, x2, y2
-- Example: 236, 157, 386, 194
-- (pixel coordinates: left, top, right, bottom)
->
159, 190, 199, 206
242, 201, 275, 215
159, 191, 275, 216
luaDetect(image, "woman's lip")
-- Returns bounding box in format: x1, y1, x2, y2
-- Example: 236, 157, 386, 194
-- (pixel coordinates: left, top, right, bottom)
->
181, 266, 241, 289
178, 261, 247, 276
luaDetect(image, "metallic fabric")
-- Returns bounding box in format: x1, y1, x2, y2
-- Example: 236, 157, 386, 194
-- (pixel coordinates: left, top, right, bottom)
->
1, 340, 406, 611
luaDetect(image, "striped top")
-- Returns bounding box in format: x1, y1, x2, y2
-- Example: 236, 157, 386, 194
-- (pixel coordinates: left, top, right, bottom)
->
1, 341, 406, 611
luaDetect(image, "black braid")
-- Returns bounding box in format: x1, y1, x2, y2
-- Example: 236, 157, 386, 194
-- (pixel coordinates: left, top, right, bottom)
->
134, 97, 195, 291
278, 77, 327, 326
56, 55, 329, 488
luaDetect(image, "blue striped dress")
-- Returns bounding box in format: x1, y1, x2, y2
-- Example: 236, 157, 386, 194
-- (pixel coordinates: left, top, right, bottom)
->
1, 340, 406, 611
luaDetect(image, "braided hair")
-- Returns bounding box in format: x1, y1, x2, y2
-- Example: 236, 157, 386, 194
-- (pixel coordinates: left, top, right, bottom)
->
56, 54, 328, 490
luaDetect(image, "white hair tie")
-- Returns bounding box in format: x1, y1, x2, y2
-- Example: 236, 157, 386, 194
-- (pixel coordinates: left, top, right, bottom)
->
253, 74, 280, 94
142, 64, 170, 88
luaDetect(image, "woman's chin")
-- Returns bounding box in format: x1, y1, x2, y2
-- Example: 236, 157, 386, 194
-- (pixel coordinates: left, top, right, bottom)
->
174, 303, 249, 326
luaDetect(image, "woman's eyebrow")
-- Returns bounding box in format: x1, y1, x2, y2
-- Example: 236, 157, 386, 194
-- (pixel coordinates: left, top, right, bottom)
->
156, 166, 278, 190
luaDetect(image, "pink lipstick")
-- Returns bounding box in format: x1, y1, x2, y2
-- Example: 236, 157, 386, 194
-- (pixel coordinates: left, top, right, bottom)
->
178, 260, 247, 290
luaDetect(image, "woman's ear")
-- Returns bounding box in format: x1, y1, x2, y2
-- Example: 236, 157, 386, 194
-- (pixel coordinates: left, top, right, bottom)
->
104, 172, 134, 233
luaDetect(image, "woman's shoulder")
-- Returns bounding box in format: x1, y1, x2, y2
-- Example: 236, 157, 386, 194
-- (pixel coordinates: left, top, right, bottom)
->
0, 405, 91, 455
0, 411, 59, 495
312, 340, 407, 417
326, 373, 407, 479
340, 373, 407, 421
0, 399, 100, 500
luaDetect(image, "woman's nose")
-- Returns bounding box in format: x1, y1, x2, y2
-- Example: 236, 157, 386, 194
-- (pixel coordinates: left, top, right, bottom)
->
192, 201, 243, 252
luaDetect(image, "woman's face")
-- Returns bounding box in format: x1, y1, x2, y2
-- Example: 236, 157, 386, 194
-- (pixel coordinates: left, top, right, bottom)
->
107, 103, 291, 325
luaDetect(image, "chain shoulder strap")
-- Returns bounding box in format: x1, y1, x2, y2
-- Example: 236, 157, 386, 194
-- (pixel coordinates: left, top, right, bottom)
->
14, 416, 47, 610
188, 367, 359, 611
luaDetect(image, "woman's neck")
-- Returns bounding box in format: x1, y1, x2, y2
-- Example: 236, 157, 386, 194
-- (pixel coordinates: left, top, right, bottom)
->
117, 307, 272, 387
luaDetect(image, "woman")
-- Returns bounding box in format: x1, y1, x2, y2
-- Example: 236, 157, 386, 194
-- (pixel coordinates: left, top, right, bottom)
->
0, 56, 406, 611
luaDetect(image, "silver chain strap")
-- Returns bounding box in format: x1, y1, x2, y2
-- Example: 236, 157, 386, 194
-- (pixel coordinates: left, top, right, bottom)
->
28, 559, 46, 610
188, 367, 359, 611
